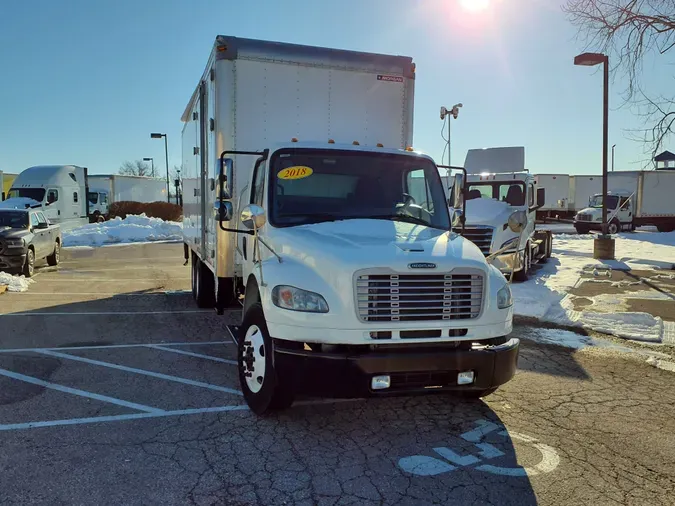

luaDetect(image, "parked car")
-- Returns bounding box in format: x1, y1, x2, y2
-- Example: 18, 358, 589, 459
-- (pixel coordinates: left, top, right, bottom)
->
0, 208, 62, 277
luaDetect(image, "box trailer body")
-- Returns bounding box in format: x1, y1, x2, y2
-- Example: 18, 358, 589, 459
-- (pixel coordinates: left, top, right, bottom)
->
87, 175, 167, 218
1, 165, 90, 230
181, 36, 517, 414
569, 175, 602, 212
1, 172, 18, 201
574, 171, 675, 232
533, 174, 570, 218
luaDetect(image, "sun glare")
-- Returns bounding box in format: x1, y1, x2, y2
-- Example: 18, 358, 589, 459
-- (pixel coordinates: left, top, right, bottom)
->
459, 0, 491, 12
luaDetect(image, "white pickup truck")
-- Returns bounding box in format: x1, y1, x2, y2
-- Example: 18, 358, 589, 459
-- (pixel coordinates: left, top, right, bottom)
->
181, 35, 518, 415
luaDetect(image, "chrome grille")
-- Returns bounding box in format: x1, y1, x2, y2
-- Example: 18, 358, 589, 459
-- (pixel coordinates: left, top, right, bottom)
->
356, 272, 483, 322
576, 214, 592, 222
453, 226, 493, 256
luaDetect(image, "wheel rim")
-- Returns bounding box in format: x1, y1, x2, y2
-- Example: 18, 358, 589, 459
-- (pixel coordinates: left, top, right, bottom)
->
608, 222, 618, 234
55, 244, 60, 263
27, 251, 34, 275
242, 325, 266, 393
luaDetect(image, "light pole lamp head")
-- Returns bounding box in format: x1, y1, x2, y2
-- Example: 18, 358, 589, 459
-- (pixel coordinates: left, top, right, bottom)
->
574, 52, 607, 66
150, 133, 165, 139
143, 157, 153, 161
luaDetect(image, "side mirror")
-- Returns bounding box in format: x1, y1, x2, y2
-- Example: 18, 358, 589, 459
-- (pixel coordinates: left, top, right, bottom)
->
214, 201, 233, 222
452, 173, 465, 209
219, 158, 234, 200
508, 210, 528, 233
536, 188, 546, 208
241, 204, 266, 230
37, 222, 49, 229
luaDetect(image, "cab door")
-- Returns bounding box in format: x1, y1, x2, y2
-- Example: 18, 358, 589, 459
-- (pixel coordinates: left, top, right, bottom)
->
617, 196, 632, 226
43, 188, 60, 223
29, 212, 47, 258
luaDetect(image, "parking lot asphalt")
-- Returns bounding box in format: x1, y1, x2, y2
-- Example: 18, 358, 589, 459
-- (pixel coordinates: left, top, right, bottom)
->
1, 242, 674, 506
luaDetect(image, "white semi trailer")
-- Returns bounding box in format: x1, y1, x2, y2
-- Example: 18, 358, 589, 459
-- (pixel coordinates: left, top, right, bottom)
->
181, 36, 518, 415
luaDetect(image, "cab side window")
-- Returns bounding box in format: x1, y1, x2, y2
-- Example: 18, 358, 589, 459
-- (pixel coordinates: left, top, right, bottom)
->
619, 197, 630, 209
30, 213, 39, 229
528, 183, 535, 207
37, 212, 48, 225
47, 189, 59, 204
73, 192, 79, 203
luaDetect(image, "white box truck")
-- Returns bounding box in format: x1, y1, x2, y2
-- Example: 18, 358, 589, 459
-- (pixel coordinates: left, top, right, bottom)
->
87, 174, 167, 220
569, 174, 602, 214
574, 170, 675, 233
182, 36, 518, 414
533, 174, 570, 219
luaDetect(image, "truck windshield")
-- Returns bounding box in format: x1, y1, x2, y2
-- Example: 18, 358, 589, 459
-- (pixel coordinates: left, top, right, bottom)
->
88, 192, 98, 204
268, 149, 451, 230
466, 182, 526, 206
7, 188, 46, 202
590, 195, 619, 209
0, 211, 29, 228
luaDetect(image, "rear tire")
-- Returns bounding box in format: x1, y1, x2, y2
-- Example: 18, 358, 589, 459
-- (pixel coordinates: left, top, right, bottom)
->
47, 241, 60, 266
238, 303, 295, 415
22, 248, 35, 278
656, 223, 675, 233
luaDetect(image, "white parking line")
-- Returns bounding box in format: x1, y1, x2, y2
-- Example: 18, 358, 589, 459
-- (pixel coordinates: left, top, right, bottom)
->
146, 345, 237, 365
0, 341, 232, 354
0, 404, 249, 431
35, 349, 243, 396
9, 292, 190, 296
0, 310, 211, 316
24, 278, 191, 282
0, 367, 162, 413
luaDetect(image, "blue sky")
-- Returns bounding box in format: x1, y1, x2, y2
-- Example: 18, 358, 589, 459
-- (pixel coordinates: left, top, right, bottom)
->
0, 0, 669, 176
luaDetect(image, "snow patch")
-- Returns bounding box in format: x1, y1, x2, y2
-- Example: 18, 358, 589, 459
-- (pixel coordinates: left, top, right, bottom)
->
646, 356, 675, 373
0, 272, 34, 292
512, 231, 675, 343
62, 214, 183, 247
0, 197, 41, 209
520, 327, 632, 352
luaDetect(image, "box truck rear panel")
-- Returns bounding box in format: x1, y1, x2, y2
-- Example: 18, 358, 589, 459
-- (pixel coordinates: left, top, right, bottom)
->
570, 175, 602, 211
638, 171, 675, 217
534, 174, 570, 211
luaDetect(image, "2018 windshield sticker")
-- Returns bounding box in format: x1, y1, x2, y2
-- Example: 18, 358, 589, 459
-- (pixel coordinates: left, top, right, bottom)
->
277, 166, 313, 180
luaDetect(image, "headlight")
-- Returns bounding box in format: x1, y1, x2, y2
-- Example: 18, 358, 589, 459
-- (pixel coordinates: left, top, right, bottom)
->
5, 238, 24, 248
497, 283, 513, 309
272, 285, 329, 313
500, 237, 519, 250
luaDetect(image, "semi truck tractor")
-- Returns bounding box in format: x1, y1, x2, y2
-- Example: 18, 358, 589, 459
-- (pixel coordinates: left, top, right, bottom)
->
182, 35, 518, 415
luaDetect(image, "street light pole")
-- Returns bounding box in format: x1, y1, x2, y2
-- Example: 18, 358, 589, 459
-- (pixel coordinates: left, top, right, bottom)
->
150, 133, 170, 203
611, 144, 616, 172
574, 52, 614, 259
440, 103, 462, 165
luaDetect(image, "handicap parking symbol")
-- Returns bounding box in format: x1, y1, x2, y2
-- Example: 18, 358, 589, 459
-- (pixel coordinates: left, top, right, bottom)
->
399, 419, 560, 477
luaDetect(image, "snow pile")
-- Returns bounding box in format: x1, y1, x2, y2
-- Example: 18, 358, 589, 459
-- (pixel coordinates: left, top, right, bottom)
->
0, 198, 41, 209
0, 272, 34, 292
62, 214, 183, 247
519, 327, 632, 351
512, 231, 675, 342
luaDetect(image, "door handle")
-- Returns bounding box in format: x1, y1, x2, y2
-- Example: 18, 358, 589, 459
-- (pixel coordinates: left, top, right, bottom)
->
243, 237, 247, 260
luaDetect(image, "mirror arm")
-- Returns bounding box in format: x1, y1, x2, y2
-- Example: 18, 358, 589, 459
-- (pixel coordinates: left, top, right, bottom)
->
257, 236, 282, 263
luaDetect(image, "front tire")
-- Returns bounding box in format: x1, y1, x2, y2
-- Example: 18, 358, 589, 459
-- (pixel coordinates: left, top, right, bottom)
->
22, 248, 35, 278
575, 225, 590, 234
238, 303, 295, 415
47, 241, 60, 266
607, 220, 620, 235
513, 247, 529, 282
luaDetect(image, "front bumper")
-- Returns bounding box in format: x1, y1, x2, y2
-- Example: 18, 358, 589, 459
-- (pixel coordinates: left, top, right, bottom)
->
274, 337, 519, 397
574, 221, 602, 230
0, 253, 26, 271
489, 250, 524, 274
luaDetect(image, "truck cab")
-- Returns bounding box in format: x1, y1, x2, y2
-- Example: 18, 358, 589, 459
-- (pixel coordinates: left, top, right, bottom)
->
454, 147, 550, 282
87, 189, 109, 222
574, 190, 633, 234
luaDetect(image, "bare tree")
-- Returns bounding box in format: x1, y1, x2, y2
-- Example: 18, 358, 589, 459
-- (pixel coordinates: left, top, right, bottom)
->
563, 0, 675, 161
119, 160, 152, 177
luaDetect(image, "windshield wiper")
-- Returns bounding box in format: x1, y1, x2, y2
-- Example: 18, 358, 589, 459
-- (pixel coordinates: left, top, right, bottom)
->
351, 214, 444, 229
